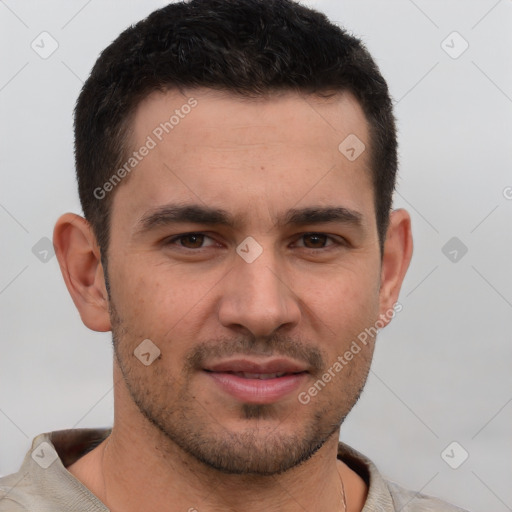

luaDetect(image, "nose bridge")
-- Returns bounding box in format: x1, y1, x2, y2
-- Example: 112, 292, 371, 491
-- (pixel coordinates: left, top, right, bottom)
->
218, 238, 300, 336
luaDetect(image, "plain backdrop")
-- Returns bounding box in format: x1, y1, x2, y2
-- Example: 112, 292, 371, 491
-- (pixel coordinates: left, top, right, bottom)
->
1, 1, 511, 511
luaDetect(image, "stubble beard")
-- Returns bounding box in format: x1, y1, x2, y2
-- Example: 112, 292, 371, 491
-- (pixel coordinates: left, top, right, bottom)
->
108, 297, 370, 476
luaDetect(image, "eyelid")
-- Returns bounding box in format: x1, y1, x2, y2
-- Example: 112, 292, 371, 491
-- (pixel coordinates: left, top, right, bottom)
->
292, 232, 347, 249
165, 232, 219, 248
164, 231, 347, 250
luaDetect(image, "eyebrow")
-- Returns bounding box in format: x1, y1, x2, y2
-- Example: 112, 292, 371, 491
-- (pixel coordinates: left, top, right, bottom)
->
281, 206, 362, 228
134, 203, 363, 235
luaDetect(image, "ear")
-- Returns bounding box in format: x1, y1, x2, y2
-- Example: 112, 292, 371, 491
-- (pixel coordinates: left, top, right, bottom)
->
378, 209, 413, 326
53, 213, 111, 332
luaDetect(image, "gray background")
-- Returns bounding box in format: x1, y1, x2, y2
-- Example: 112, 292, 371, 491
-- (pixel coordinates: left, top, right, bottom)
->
1, 1, 511, 510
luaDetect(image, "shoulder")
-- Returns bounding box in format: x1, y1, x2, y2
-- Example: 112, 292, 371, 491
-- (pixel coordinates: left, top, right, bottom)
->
0, 472, 30, 511
386, 480, 469, 511
0, 498, 27, 512
0, 429, 111, 512
337, 441, 469, 512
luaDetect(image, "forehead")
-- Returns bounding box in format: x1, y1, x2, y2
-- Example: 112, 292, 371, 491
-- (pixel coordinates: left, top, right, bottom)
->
133, 88, 369, 152
111, 87, 374, 233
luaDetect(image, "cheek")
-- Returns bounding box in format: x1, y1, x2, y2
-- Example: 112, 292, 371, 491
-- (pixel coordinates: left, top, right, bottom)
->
109, 262, 208, 357
304, 264, 381, 328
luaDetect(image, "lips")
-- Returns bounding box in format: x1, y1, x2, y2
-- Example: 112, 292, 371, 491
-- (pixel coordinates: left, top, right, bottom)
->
203, 358, 308, 404
229, 371, 288, 379
204, 357, 308, 375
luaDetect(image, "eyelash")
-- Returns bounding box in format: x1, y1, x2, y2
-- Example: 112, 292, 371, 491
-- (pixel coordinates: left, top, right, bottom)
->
164, 232, 346, 251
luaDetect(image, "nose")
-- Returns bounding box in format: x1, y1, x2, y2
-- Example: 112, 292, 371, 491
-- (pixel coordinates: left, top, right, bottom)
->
217, 244, 301, 338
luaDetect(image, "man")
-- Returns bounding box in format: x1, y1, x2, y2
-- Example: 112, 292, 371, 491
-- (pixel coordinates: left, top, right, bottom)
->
0, 0, 468, 510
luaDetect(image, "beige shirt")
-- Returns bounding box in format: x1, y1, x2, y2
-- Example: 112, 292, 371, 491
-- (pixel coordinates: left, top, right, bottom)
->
0, 428, 468, 511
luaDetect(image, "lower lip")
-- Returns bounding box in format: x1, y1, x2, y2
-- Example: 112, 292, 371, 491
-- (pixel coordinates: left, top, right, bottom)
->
205, 371, 307, 404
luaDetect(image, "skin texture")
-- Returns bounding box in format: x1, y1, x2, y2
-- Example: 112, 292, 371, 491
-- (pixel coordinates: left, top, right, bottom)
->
54, 88, 413, 512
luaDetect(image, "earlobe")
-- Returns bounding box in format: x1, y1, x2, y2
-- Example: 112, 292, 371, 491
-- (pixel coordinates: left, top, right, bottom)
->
378, 209, 413, 325
53, 213, 112, 332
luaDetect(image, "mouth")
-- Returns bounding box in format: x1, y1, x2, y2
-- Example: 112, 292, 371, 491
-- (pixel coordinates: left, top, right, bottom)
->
217, 371, 300, 379
203, 358, 309, 404
203, 357, 309, 374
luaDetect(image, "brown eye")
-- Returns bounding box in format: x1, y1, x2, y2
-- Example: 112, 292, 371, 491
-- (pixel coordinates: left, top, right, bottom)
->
163, 232, 220, 255
302, 233, 329, 249
179, 234, 205, 248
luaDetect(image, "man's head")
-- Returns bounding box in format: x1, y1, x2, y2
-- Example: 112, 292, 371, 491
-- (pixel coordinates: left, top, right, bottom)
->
54, 0, 412, 477
74, 0, 397, 262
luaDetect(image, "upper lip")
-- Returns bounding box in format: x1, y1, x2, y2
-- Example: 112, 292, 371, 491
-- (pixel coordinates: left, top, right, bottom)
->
204, 358, 309, 374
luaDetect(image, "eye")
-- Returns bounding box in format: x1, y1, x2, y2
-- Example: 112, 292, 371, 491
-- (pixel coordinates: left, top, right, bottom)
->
294, 233, 344, 249
166, 233, 217, 249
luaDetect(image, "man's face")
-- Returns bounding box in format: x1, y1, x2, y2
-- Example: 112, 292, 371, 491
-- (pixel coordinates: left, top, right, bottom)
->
106, 89, 384, 475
